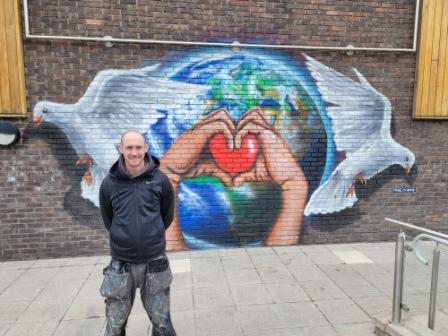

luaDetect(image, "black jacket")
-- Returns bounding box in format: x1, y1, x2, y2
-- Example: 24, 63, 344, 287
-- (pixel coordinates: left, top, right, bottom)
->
99, 154, 174, 263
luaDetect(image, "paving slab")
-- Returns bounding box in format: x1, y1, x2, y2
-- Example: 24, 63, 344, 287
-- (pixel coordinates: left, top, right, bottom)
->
0, 241, 447, 336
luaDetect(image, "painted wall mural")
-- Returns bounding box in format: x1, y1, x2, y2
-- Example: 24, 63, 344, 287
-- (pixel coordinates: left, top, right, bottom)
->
32, 49, 415, 249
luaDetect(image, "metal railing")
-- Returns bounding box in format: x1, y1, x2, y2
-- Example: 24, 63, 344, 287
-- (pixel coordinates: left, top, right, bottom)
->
385, 217, 448, 330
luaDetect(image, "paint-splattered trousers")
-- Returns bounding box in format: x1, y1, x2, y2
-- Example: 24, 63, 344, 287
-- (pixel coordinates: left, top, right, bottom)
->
100, 256, 176, 336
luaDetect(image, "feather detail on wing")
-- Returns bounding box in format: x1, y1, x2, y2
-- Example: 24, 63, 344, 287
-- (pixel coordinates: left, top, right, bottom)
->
303, 55, 396, 215
72, 66, 210, 206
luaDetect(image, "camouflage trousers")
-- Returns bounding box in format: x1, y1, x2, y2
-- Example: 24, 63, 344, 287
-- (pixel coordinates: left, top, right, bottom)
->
100, 256, 176, 336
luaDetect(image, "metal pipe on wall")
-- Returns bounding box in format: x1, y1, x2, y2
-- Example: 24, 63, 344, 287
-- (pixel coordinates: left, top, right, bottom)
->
22, 0, 420, 52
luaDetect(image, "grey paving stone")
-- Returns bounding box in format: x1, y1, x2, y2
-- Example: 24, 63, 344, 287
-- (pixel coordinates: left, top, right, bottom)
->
291, 325, 338, 336
88, 264, 107, 280
171, 288, 193, 311
288, 265, 329, 282
190, 249, 219, 258
333, 322, 376, 335
327, 244, 358, 252
257, 266, 296, 284
192, 269, 227, 288
0, 324, 11, 336
246, 246, 276, 256
276, 301, 329, 328
300, 279, 347, 301
51, 265, 95, 282
30, 258, 69, 268
278, 252, 314, 267
15, 268, 59, 284
190, 257, 223, 273
0, 301, 30, 323
265, 283, 310, 303
405, 274, 432, 293
245, 328, 294, 336
35, 279, 84, 303
352, 295, 392, 316
250, 255, 284, 268
230, 284, 273, 305
0, 282, 46, 302
171, 310, 195, 336
194, 285, 234, 308
171, 271, 193, 290
195, 307, 240, 335
366, 276, 420, 297
126, 314, 151, 336
316, 299, 371, 325
402, 293, 432, 314
53, 317, 105, 336
236, 304, 285, 332
16, 300, 68, 323
63, 295, 105, 320
299, 245, 331, 253
77, 279, 101, 297
361, 250, 395, 263
273, 245, 301, 254
350, 263, 392, 279
218, 248, 249, 257
225, 268, 262, 285
221, 256, 254, 270
4, 322, 58, 336
0, 260, 36, 271
65, 256, 100, 266
167, 251, 191, 260
305, 252, 343, 265
335, 279, 385, 298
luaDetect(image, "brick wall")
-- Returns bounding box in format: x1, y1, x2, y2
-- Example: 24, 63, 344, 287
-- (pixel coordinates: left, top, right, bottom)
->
1, 0, 447, 260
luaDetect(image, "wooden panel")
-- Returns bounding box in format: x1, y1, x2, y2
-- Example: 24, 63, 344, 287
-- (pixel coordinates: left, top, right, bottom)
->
0, 0, 26, 117
414, 0, 448, 119
0, 1, 12, 114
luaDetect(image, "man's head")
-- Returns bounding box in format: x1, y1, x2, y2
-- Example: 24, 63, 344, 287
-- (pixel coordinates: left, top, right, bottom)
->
119, 130, 148, 175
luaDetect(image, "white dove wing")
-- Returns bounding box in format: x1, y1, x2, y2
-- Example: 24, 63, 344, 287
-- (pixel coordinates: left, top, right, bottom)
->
78, 71, 209, 207
304, 55, 392, 215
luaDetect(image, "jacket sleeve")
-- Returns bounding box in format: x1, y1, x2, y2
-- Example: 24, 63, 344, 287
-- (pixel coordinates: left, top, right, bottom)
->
161, 175, 175, 229
99, 179, 113, 231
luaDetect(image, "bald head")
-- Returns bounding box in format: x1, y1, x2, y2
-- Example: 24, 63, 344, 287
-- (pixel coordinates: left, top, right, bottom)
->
120, 129, 146, 145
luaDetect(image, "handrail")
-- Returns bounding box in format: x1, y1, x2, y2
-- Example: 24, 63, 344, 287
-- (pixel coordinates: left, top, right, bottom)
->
385, 217, 448, 241
386, 217, 447, 331
411, 233, 448, 265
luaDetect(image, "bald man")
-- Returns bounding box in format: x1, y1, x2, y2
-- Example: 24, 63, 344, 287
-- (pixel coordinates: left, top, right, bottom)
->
99, 130, 176, 336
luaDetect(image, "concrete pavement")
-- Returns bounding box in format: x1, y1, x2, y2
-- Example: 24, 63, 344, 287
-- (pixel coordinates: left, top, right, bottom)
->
0, 241, 447, 336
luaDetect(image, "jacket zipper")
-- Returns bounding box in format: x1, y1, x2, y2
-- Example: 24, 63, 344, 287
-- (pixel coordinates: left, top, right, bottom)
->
135, 181, 141, 259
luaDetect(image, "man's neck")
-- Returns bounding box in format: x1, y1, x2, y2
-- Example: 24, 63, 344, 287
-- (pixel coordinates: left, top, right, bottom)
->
125, 163, 146, 177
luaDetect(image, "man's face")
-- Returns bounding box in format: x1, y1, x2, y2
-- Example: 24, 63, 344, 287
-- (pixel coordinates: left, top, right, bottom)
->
119, 132, 148, 173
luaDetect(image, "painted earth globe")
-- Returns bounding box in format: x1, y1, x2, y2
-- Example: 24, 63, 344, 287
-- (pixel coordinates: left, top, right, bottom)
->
148, 50, 330, 248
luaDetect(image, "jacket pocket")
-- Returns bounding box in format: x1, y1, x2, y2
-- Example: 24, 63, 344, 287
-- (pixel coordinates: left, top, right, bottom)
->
100, 269, 131, 300
145, 256, 172, 294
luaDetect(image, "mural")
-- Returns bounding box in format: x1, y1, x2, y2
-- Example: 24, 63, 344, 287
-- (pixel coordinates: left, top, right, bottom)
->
32, 49, 415, 249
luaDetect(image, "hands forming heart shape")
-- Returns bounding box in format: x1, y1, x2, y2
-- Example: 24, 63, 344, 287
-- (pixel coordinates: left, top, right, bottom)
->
160, 107, 309, 249
161, 107, 284, 187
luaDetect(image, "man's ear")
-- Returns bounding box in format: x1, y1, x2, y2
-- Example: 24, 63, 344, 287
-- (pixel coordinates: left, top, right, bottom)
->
117, 143, 123, 154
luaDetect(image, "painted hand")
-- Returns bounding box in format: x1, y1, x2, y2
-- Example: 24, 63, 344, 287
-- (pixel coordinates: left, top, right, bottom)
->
160, 108, 236, 250
161, 108, 236, 186
233, 108, 308, 245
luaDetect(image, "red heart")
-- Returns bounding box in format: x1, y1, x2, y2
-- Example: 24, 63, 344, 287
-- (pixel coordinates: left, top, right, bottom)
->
209, 133, 259, 177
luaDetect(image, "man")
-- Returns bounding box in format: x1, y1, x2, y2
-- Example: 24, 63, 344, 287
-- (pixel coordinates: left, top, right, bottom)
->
99, 129, 176, 336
